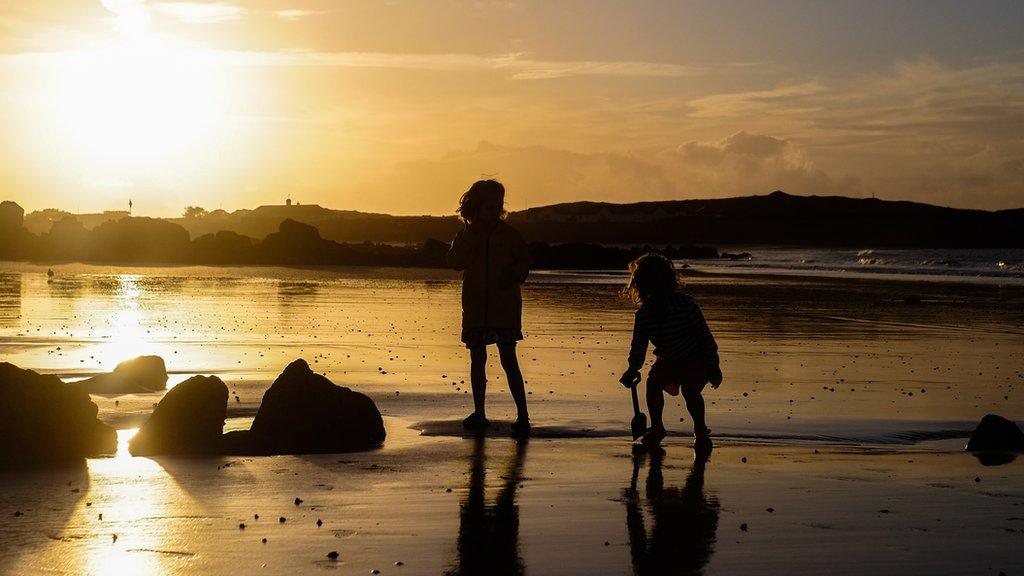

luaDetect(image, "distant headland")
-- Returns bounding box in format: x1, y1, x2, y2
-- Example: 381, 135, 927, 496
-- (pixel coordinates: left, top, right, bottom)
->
1, 191, 1021, 269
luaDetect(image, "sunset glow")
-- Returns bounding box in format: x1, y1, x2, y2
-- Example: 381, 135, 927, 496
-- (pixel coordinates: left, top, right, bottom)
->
0, 1, 1020, 215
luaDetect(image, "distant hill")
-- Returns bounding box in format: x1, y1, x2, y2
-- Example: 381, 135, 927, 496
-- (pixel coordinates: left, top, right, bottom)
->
18, 191, 1024, 247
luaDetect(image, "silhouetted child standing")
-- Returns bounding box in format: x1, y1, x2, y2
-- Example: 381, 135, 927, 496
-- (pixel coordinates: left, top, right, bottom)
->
447, 180, 532, 435
619, 254, 722, 448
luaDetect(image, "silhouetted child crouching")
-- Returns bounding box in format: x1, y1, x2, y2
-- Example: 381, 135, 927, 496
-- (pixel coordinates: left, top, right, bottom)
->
619, 254, 722, 449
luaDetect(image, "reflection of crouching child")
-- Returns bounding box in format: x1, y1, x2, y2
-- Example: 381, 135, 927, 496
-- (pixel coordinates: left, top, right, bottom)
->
618, 254, 722, 448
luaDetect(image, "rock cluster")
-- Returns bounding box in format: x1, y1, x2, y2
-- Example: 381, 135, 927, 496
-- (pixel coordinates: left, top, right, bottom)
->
130, 359, 385, 456
0, 363, 116, 465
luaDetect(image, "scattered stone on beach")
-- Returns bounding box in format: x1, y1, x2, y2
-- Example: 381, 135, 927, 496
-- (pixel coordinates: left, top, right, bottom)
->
221, 359, 385, 455
316, 519, 322, 527
129, 375, 228, 456
239, 523, 246, 529
766, 507, 774, 513
0, 362, 116, 464
294, 497, 303, 505
326, 551, 339, 560
740, 523, 748, 532
279, 517, 286, 523
395, 561, 403, 566
964, 414, 1024, 453
261, 538, 267, 544
72, 355, 168, 395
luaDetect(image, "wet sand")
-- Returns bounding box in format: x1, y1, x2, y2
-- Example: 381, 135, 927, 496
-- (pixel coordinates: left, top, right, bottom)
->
0, 262, 1022, 574
2, 426, 1021, 575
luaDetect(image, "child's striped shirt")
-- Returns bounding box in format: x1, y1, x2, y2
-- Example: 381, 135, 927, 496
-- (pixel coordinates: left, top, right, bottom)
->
627, 291, 719, 370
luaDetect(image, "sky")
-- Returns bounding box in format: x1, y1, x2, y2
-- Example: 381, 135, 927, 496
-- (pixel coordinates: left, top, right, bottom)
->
0, 0, 1022, 216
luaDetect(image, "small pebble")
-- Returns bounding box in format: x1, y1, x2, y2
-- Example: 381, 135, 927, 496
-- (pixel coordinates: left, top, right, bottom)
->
326, 551, 339, 560
279, 517, 287, 523
294, 497, 303, 505
261, 538, 267, 544
316, 519, 323, 527
239, 523, 246, 529
740, 523, 748, 531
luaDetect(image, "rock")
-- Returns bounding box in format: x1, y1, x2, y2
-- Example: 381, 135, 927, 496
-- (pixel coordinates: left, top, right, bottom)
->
0, 362, 116, 465
223, 359, 385, 455
129, 375, 228, 456
965, 414, 1024, 453
73, 356, 168, 395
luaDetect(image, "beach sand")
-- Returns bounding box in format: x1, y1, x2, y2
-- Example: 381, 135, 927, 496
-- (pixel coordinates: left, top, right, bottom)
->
0, 262, 1022, 574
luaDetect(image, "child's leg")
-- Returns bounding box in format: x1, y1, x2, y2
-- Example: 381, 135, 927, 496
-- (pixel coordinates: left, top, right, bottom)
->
645, 373, 666, 433
469, 346, 488, 417
497, 344, 529, 421
682, 382, 709, 437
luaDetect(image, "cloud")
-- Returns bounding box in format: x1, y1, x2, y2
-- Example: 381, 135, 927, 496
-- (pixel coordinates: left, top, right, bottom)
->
273, 9, 330, 21
211, 50, 732, 80
152, 2, 245, 24
351, 134, 844, 214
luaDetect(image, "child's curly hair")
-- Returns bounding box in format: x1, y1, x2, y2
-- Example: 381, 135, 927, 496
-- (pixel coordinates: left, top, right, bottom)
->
622, 253, 681, 307
458, 179, 506, 223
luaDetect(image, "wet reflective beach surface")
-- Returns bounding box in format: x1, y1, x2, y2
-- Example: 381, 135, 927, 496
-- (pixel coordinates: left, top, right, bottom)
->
1, 262, 1022, 575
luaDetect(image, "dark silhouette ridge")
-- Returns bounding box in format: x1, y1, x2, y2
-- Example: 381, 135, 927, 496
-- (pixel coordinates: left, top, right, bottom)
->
0, 207, 718, 269
446, 437, 527, 576
13, 190, 1024, 248
0, 363, 116, 466
624, 448, 719, 576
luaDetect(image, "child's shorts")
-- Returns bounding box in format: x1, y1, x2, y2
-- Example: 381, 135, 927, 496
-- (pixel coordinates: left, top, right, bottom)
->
461, 328, 524, 349
648, 357, 708, 396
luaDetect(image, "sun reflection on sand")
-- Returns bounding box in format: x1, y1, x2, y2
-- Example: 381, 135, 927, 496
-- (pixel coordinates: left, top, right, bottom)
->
79, 428, 190, 575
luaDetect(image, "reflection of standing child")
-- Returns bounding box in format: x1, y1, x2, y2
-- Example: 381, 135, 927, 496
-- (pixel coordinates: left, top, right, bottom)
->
619, 254, 722, 448
447, 180, 532, 436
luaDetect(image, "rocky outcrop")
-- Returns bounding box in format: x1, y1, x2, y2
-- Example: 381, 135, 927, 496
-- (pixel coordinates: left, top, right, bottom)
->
0, 363, 116, 465
965, 414, 1024, 453
224, 359, 385, 455
73, 356, 168, 395
129, 375, 228, 456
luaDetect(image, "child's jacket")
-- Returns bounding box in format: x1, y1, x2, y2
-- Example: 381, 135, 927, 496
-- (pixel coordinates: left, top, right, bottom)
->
446, 221, 531, 331
628, 291, 719, 370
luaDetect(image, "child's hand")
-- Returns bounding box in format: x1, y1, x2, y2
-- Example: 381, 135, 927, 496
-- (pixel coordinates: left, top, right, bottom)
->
709, 365, 723, 389
619, 369, 641, 388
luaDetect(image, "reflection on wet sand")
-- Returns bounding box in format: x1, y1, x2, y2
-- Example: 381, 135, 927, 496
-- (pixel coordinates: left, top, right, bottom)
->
624, 448, 719, 576
0, 272, 21, 328
447, 438, 528, 576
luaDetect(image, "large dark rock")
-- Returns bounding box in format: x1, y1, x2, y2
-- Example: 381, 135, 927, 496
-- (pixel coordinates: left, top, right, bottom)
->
965, 414, 1024, 453
224, 359, 385, 455
0, 362, 116, 465
129, 375, 228, 456
73, 356, 168, 395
